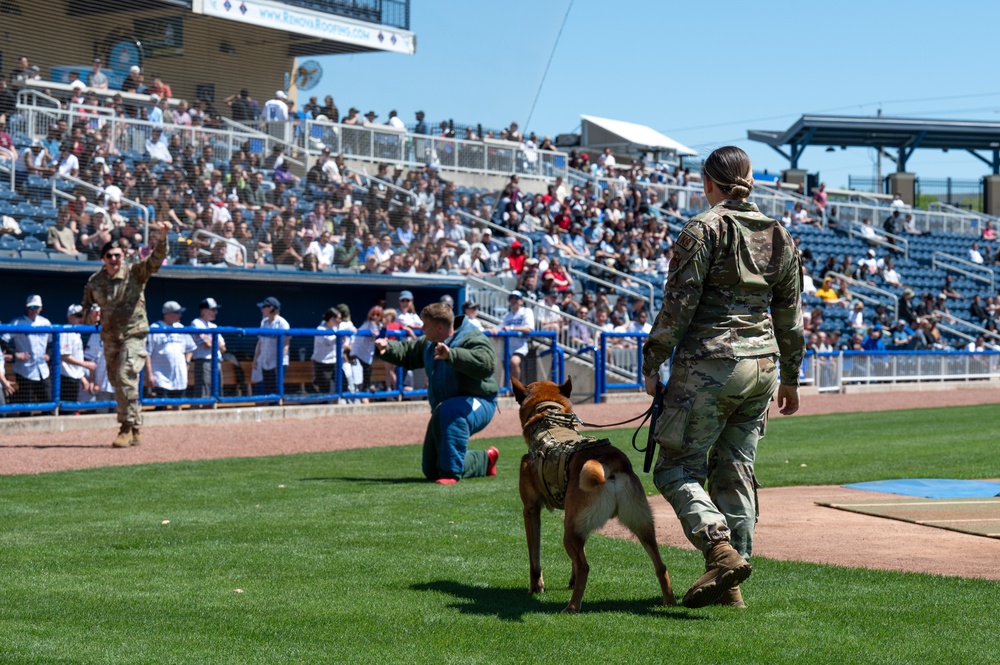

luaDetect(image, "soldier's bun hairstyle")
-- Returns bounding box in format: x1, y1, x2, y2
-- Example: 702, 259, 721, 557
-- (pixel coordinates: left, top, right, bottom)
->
703, 146, 754, 199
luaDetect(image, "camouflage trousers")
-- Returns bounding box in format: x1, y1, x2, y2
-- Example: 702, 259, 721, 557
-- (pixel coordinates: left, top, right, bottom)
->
652, 355, 777, 559
103, 335, 148, 427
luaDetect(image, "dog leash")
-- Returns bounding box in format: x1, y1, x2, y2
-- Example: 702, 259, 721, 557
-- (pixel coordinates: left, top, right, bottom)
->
576, 383, 665, 473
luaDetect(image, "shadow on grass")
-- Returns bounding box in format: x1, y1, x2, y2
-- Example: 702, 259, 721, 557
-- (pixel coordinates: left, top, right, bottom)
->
299, 476, 427, 485
412, 580, 701, 622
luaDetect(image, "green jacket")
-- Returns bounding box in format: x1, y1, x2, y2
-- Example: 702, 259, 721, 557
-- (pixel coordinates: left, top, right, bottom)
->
643, 200, 804, 386
82, 239, 168, 340
379, 316, 498, 407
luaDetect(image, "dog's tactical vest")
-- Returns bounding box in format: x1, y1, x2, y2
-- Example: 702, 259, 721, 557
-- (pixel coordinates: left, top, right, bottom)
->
526, 408, 609, 510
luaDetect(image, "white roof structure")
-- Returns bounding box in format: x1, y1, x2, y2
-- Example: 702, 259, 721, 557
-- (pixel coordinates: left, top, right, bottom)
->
580, 114, 697, 157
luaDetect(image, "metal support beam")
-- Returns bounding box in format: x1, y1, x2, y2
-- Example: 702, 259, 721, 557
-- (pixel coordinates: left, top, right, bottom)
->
788, 127, 817, 169
767, 143, 793, 163
897, 130, 926, 172
966, 148, 1000, 173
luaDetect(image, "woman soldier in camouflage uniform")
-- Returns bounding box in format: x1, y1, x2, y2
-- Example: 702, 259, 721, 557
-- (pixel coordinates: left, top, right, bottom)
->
82, 222, 171, 447
642, 147, 805, 608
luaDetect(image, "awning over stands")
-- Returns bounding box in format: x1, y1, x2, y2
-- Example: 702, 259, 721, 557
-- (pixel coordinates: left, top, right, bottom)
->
749, 114, 1000, 173
580, 115, 697, 165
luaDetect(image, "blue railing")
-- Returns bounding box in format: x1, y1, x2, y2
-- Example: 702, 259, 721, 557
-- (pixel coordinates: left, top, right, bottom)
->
0, 324, 565, 415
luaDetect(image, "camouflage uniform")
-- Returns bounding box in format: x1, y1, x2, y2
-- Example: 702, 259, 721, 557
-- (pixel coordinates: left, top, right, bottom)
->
81, 242, 168, 428
642, 200, 804, 559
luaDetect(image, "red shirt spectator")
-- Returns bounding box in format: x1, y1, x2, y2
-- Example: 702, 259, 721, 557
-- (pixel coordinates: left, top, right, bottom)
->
508, 241, 526, 274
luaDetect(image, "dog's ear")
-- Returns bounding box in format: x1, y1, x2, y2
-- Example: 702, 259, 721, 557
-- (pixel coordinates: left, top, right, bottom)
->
511, 377, 528, 404
558, 376, 573, 398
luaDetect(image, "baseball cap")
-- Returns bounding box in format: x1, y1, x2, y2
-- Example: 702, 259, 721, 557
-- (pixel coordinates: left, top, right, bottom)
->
439, 294, 455, 308
462, 300, 479, 311
163, 301, 185, 314
257, 296, 281, 310
399, 290, 414, 301
510, 240, 522, 248
199, 297, 221, 310
26, 294, 42, 308
509, 290, 523, 300
275, 90, 287, 99
93, 57, 101, 64
67, 304, 84, 316
149, 93, 160, 102
129, 65, 140, 74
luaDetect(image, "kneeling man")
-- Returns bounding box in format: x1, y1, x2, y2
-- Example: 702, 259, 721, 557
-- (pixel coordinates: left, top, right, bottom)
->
375, 302, 499, 484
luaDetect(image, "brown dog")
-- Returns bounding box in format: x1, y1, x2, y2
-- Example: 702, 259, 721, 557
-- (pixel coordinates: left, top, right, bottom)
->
512, 376, 675, 613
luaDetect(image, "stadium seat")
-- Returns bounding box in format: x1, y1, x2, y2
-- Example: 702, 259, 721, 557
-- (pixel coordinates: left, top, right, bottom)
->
0, 235, 23, 251
18, 249, 49, 260
22, 236, 45, 251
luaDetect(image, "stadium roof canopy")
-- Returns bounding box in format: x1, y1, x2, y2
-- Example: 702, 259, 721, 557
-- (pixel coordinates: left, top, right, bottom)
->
748, 114, 1000, 173
581, 115, 697, 158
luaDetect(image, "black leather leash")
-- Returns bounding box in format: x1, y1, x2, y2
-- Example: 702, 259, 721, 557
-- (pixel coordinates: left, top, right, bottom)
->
576, 382, 665, 474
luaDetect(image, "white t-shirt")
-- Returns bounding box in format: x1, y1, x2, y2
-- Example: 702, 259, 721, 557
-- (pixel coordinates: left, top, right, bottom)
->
85, 334, 113, 393
500, 306, 535, 356
350, 320, 380, 364
57, 153, 80, 178
148, 321, 197, 391
3, 315, 52, 380
257, 315, 290, 369
398, 310, 422, 330
262, 99, 289, 121
305, 240, 335, 267
60, 331, 86, 380
190, 317, 225, 361
311, 323, 340, 364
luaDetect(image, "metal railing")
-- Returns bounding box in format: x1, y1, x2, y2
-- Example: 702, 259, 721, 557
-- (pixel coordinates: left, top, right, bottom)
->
847, 220, 909, 260
191, 229, 249, 268
827, 272, 900, 321
0, 324, 566, 415
931, 251, 995, 293
14, 101, 305, 176
465, 275, 640, 395
52, 173, 150, 242
300, 118, 568, 180
933, 309, 1000, 344
455, 210, 534, 255
565, 263, 656, 316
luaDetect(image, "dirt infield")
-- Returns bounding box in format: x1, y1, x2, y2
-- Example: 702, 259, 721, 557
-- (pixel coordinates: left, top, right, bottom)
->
3, 387, 1000, 580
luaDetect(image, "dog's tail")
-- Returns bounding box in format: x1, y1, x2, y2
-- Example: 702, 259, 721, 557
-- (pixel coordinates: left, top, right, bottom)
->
579, 459, 607, 492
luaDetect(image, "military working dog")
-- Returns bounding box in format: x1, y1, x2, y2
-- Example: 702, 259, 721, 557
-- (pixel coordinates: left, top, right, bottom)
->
511, 376, 675, 613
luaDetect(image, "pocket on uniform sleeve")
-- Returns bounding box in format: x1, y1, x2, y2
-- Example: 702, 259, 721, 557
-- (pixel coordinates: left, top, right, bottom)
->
654, 397, 693, 456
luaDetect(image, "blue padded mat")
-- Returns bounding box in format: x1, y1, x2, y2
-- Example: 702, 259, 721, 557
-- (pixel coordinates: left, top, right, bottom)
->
843, 478, 1000, 499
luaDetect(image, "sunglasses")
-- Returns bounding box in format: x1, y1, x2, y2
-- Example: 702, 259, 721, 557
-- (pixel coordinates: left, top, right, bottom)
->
104, 253, 124, 260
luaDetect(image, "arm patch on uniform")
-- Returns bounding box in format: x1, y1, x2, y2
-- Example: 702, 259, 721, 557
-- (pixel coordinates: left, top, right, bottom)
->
676, 230, 697, 251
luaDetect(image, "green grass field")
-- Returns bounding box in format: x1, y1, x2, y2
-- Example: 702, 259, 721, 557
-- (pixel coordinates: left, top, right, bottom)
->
1, 405, 999, 664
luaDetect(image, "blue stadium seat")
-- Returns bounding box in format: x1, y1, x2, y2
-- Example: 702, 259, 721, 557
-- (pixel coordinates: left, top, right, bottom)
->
21, 236, 45, 251
0, 235, 23, 251
18, 249, 50, 260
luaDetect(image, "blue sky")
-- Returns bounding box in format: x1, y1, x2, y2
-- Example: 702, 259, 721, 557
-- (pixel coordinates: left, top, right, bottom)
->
314, 0, 1000, 188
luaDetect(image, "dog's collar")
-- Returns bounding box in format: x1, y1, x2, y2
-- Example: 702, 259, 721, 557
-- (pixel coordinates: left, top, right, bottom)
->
526, 401, 581, 438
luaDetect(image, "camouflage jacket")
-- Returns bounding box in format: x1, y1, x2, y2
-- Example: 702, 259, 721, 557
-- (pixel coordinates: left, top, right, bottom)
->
642, 200, 804, 386
81, 241, 168, 340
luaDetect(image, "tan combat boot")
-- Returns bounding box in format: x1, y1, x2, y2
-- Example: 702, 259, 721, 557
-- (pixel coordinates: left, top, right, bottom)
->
714, 585, 746, 608
682, 540, 752, 608
130, 427, 142, 446
112, 424, 132, 448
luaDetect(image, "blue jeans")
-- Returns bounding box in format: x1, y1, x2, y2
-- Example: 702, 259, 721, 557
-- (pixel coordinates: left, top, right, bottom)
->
422, 396, 497, 480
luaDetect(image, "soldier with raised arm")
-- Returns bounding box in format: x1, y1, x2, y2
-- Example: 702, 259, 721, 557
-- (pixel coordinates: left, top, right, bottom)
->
82, 221, 171, 447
